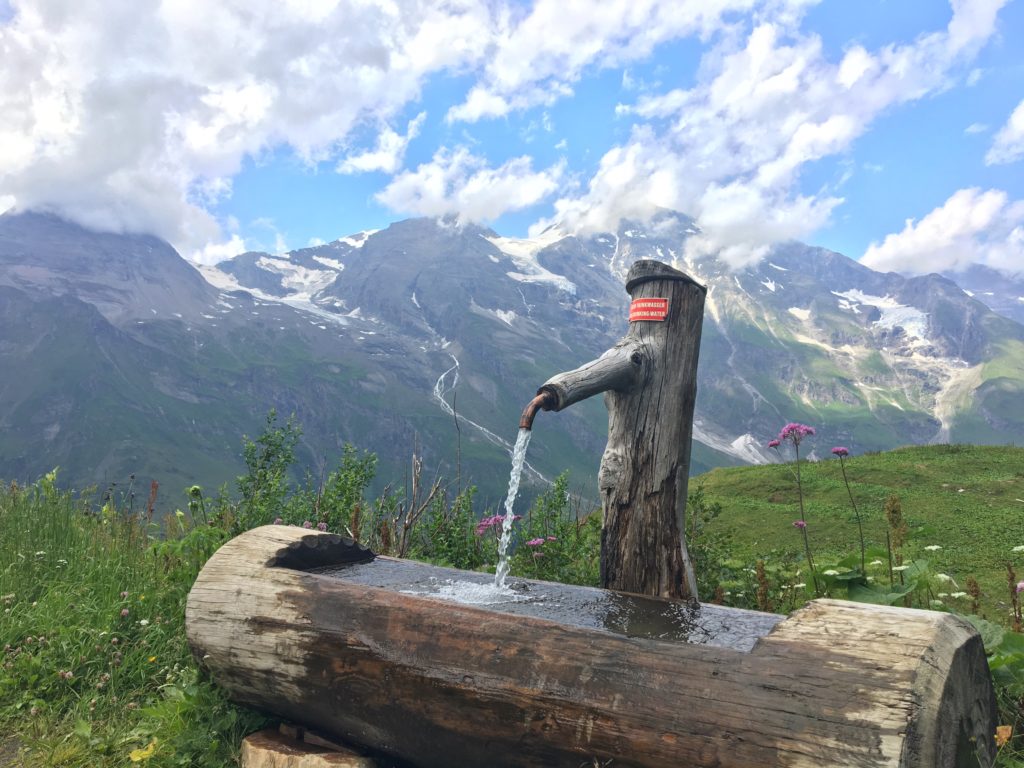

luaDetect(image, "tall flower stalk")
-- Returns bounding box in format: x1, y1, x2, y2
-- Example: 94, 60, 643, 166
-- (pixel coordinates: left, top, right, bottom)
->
771, 423, 819, 595
832, 447, 866, 576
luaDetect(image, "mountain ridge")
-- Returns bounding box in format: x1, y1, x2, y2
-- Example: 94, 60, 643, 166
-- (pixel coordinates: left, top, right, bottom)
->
1, 208, 1022, 503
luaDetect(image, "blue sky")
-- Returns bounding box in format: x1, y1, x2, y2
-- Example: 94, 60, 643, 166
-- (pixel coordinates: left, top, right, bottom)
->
2, 0, 1023, 273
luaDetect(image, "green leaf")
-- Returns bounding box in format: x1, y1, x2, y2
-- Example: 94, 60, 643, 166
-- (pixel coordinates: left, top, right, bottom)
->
74, 719, 92, 739
847, 581, 915, 606
960, 614, 1006, 652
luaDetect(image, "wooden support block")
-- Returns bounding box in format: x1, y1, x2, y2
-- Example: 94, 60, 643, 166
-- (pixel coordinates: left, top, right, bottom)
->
241, 729, 376, 768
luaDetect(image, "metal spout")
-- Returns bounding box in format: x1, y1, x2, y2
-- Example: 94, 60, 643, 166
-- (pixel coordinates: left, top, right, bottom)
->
519, 391, 554, 430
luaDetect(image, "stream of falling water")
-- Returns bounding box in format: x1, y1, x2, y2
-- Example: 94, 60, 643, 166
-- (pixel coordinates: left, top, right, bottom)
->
494, 428, 532, 590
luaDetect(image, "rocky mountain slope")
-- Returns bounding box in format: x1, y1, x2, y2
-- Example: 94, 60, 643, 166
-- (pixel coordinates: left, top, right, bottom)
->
1, 209, 1022, 504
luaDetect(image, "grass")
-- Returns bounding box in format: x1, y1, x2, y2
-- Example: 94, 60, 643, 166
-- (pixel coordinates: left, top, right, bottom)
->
0, 473, 267, 767
5, 436, 1024, 766
697, 442, 1024, 622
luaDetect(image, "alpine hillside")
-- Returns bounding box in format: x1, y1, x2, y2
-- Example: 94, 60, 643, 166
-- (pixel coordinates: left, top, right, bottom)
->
1, 209, 1022, 503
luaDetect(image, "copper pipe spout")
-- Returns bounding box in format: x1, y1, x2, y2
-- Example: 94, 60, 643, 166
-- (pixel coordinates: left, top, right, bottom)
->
519, 391, 554, 430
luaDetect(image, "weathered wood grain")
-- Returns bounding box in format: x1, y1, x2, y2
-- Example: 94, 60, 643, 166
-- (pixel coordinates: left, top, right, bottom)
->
538, 259, 705, 599
187, 527, 998, 768
241, 728, 376, 768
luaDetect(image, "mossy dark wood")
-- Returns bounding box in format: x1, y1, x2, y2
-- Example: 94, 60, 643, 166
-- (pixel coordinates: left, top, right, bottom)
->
537, 260, 706, 599
186, 527, 997, 768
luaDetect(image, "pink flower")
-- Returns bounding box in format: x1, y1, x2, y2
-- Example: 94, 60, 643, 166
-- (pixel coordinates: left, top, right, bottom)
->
120, 608, 129, 617
1017, 581, 1024, 594
831, 447, 849, 457
546, 536, 557, 542
526, 538, 545, 547
767, 439, 780, 449
120, 591, 128, 599
779, 423, 815, 445
272, 517, 283, 525
474, 514, 522, 536
302, 521, 313, 529
792, 520, 807, 529
316, 522, 327, 532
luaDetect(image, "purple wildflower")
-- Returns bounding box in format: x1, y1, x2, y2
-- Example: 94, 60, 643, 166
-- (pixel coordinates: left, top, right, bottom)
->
120, 608, 129, 617
792, 520, 807, 529
546, 536, 557, 542
302, 521, 313, 529
779, 423, 815, 445
831, 447, 849, 457
316, 522, 328, 532
526, 538, 545, 547
1017, 581, 1024, 595
474, 513, 523, 536
767, 439, 780, 449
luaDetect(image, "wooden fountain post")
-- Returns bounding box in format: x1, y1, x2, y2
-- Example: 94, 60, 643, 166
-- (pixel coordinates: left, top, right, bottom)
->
525, 260, 706, 599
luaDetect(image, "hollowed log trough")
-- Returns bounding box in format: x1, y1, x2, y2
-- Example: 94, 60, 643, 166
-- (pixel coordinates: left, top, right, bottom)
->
186, 526, 997, 768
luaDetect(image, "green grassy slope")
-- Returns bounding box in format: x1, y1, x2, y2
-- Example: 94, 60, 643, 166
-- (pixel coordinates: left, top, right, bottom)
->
697, 444, 1024, 618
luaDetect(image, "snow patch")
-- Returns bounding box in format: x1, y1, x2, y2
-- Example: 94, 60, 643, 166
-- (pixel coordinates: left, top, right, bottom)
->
411, 292, 421, 309
494, 309, 516, 326
313, 255, 345, 270
832, 289, 929, 344
484, 231, 576, 294
768, 262, 788, 272
691, 421, 770, 465
761, 278, 778, 292
256, 256, 336, 297
337, 230, 378, 249
788, 307, 811, 321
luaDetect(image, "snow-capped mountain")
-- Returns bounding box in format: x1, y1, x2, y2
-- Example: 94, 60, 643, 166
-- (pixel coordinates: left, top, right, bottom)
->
1, 209, 1022, 501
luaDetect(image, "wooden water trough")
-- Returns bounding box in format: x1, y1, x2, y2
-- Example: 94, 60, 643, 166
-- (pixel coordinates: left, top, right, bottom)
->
186, 526, 997, 768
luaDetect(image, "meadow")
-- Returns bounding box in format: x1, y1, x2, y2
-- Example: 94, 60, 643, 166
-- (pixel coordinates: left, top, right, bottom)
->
2, 414, 1024, 766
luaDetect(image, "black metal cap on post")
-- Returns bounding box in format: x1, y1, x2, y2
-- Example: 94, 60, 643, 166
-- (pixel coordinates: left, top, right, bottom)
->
625, 259, 707, 295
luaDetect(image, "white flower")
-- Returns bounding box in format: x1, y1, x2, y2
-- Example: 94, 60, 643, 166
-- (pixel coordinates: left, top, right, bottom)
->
822, 569, 840, 576
937, 592, 949, 598
951, 592, 968, 598
924, 545, 942, 551
1013, 546, 1024, 553
930, 600, 944, 608
869, 560, 883, 566
793, 583, 806, 589
893, 565, 911, 572
936, 573, 952, 582
138, 619, 149, 627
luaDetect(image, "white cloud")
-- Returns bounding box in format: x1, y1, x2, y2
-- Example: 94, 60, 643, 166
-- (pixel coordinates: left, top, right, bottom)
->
985, 98, 1024, 165
196, 234, 247, 266
446, 0, 762, 123
376, 147, 563, 222
0, 0, 495, 257
861, 188, 1024, 275
964, 122, 988, 134
542, 0, 1007, 267
336, 113, 427, 175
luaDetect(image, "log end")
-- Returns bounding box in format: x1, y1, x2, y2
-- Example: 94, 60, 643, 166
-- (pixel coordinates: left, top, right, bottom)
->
241, 728, 376, 768
757, 599, 998, 768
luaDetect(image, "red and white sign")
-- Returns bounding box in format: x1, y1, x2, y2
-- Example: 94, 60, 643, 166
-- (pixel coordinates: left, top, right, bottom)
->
629, 297, 669, 322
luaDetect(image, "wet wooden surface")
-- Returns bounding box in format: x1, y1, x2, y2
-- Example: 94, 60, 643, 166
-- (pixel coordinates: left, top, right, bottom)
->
187, 527, 997, 768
